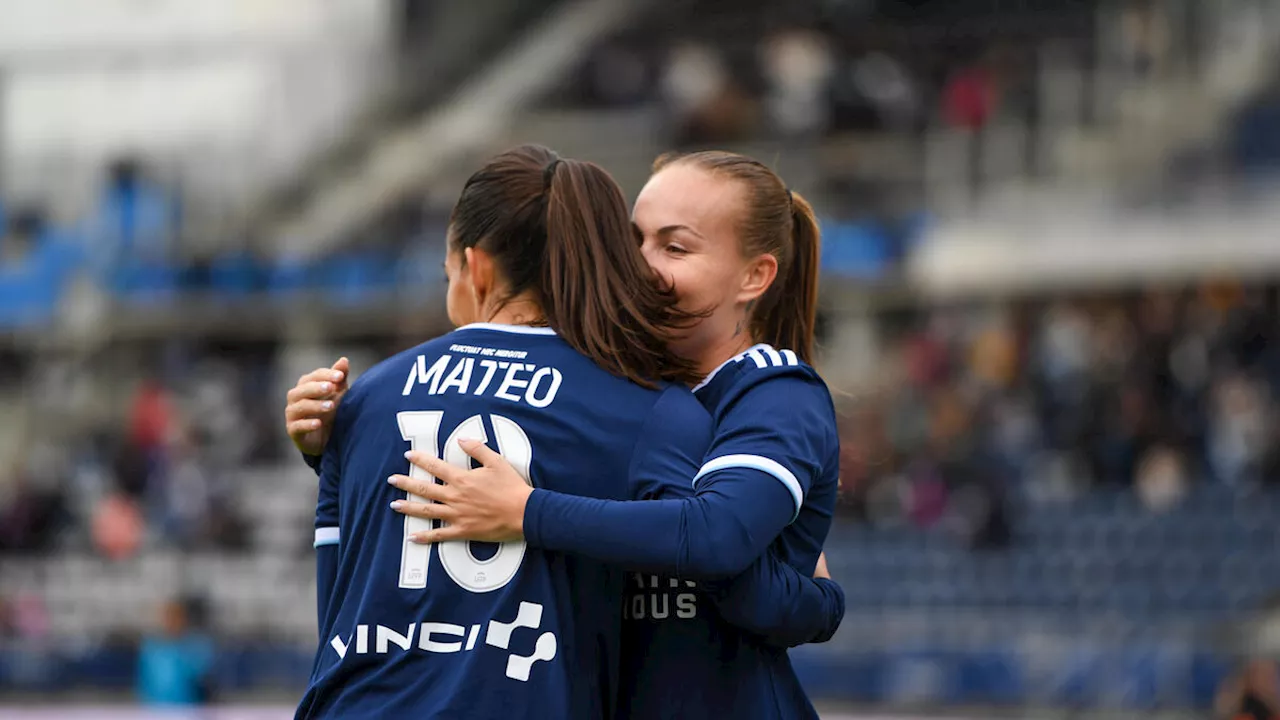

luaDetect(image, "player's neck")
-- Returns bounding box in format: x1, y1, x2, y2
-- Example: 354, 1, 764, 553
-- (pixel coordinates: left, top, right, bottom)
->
693, 332, 758, 381
484, 296, 547, 329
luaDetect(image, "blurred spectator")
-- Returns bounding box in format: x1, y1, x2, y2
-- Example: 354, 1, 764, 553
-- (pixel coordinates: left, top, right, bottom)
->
87, 157, 180, 267
942, 55, 1000, 133
1135, 444, 1189, 512
844, 51, 920, 132
1208, 373, 1271, 487
1119, 0, 1170, 80
0, 470, 69, 554
0, 207, 45, 268
0, 597, 11, 641
941, 51, 1002, 198
129, 377, 175, 457
9, 593, 51, 644
661, 42, 756, 146
1229, 73, 1280, 180
92, 487, 145, 561
759, 29, 835, 140
136, 596, 215, 707
840, 282, 1280, 539
161, 429, 214, 549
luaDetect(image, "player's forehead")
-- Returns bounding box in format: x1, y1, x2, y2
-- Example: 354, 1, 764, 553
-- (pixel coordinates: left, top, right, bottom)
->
632, 165, 742, 235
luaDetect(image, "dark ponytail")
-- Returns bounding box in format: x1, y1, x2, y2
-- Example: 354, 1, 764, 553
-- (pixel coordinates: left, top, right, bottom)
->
449, 145, 699, 387
654, 151, 821, 364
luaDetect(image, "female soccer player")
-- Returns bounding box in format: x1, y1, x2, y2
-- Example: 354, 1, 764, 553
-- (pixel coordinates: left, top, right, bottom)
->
290, 152, 843, 718
387, 151, 840, 719
296, 145, 716, 719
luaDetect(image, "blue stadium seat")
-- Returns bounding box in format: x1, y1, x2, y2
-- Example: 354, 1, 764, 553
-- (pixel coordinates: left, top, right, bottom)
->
210, 252, 262, 296
109, 260, 180, 302
320, 252, 398, 305
820, 221, 890, 279
267, 256, 314, 297
0, 238, 71, 328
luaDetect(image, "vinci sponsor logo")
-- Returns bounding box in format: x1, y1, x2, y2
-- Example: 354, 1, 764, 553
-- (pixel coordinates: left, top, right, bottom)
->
330, 602, 557, 682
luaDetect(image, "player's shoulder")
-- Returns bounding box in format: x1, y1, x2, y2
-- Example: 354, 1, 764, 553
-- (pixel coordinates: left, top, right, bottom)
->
648, 381, 711, 422
699, 343, 832, 410
342, 335, 456, 407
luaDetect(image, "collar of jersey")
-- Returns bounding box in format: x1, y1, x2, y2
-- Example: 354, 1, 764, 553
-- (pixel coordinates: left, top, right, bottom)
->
457, 322, 557, 336
691, 343, 774, 394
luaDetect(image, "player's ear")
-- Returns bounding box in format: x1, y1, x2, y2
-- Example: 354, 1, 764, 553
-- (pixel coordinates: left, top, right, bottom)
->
735, 252, 777, 306
465, 246, 494, 306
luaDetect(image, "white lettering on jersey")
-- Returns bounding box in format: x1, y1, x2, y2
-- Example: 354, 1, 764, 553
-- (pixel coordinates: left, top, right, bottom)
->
377, 623, 416, 653
474, 360, 500, 395
525, 367, 562, 409
449, 343, 529, 360
494, 363, 530, 402
404, 354, 563, 407
330, 602, 558, 682
402, 354, 453, 396
437, 357, 474, 394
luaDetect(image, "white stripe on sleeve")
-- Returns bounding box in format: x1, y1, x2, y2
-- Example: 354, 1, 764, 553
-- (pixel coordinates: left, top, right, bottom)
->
692, 454, 804, 522
314, 527, 341, 548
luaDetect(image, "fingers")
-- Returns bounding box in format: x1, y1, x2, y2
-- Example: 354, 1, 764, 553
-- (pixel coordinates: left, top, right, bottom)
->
297, 365, 342, 388
387, 474, 452, 502
458, 438, 503, 468
331, 357, 350, 389
407, 527, 465, 544
404, 451, 468, 485
285, 398, 336, 421
389, 498, 454, 523
287, 418, 324, 438
287, 380, 341, 404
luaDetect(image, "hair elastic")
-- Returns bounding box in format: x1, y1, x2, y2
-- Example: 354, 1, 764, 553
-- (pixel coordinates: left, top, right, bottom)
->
543, 158, 563, 190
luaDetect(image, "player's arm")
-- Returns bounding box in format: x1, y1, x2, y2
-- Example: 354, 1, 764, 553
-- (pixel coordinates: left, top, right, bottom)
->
312, 382, 358, 634
394, 373, 830, 581
705, 557, 845, 647
313, 449, 341, 634
628, 387, 844, 646
524, 373, 829, 579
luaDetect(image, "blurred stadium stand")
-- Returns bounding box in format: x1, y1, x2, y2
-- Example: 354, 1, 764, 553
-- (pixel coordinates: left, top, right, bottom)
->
3, 0, 1280, 716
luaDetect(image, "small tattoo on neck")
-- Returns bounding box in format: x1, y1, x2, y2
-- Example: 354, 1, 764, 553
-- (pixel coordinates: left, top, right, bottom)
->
735, 300, 756, 336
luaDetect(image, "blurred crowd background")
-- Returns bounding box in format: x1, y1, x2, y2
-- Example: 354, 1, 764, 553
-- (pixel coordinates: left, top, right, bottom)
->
2, 0, 1280, 717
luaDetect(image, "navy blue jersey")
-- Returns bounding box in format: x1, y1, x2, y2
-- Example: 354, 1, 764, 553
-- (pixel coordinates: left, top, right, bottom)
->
297, 323, 712, 720
522, 343, 842, 719
619, 343, 841, 719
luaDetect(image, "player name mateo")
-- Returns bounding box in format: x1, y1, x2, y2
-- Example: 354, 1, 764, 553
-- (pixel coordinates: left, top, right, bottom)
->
403, 346, 563, 407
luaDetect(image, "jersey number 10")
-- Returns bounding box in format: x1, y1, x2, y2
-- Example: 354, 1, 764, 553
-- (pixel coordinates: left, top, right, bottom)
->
395, 411, 534, 594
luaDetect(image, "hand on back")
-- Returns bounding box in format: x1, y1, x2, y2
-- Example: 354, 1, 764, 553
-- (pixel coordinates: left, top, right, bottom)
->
285, 357, 349, 456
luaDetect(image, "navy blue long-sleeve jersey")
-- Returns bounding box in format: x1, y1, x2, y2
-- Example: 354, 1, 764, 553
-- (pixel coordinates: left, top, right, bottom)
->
524, 343, 843, 719
297, 323, 713, 720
